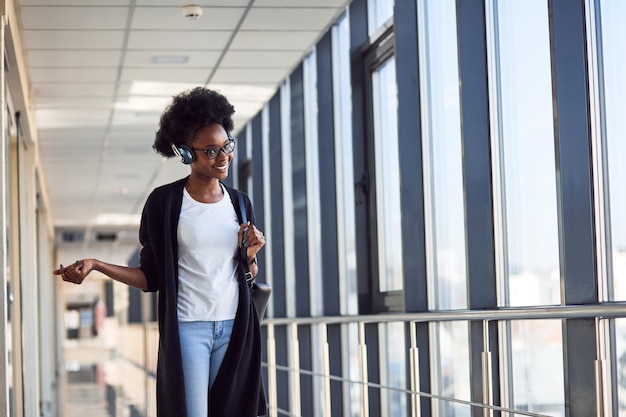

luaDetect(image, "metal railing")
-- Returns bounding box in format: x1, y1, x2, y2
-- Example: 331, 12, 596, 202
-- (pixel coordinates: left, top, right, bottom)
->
260, 303, 626, 417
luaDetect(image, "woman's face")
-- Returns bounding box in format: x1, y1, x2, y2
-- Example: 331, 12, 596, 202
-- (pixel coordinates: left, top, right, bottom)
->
189, 123, 234, 181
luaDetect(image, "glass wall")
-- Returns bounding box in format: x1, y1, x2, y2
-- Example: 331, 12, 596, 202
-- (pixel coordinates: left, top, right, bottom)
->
489, 1, 564, 415
371, 56, 403, 293
418, 0, 467, 312
492, 0, 560, 308
417, 1, 470, 415
303, 50, 323, 317
367, 0, 394, 35
430, 321, 471, 416
598, 0, 626, 413
379, 322, 406, 416
601, 0, 626, 300
332, 13, 358, 318
332, 13, 361, 416
510, 320, 565, 415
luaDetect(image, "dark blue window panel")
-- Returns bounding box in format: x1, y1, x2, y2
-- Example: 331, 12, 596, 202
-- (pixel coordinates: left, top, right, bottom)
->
290, 64, 311, 318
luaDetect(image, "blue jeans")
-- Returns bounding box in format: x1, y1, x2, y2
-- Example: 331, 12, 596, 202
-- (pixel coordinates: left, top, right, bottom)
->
178, 320, 234, 417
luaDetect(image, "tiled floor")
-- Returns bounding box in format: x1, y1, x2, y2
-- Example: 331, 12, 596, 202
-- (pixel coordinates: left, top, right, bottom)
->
65, 381, 110, 417
64, 336, 145, 417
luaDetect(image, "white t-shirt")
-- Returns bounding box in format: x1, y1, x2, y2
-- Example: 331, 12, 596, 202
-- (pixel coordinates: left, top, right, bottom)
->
176, 185, 239, 321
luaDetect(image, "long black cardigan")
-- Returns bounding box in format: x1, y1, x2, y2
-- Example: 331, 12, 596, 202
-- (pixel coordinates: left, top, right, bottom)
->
138, 176, 267, 417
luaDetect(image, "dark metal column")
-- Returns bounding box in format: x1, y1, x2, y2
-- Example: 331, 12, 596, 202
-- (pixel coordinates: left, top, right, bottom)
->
394, 0, 431, 414
455, 1, 500, 414
548, 1, 598, 415
268, 92, 286, 318
251, 113, 266, 274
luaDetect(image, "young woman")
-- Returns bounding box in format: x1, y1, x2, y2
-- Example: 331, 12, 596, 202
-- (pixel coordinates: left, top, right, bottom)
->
55, 87, 267, 417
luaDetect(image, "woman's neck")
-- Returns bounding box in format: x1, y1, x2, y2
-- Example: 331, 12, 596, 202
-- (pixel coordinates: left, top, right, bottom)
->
185, 176, 223, 203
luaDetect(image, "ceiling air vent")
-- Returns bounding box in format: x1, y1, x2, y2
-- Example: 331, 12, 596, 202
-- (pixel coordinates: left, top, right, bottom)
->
61, 230, 84, 243
95, 232, 117, 242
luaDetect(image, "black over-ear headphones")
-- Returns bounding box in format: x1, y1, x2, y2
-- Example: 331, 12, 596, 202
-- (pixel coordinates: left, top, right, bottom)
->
171, 132, 235, 165
171, 143, 195, 164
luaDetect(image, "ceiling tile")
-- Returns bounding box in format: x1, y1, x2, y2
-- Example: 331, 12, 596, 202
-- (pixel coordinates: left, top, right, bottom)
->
30, 67, 119, 83
207, 84, 277, 101
34, 109, 113, 129
135, 0, 249, 5
37, 127, 110, 141
120, 67, 211, 83
22, 30, 125, 49
230, 30, 320, 50
32, 83, 117, 98
240, 7, 340, 31
19, 6, 130, 30
33, 97, 115, 110
254, 0, 349, 6
127, 30, 232, 50
27, 50, 123, 68
221, 50, 303, 68
19, 0, 130, 5
109, 108, 162, 127
210, 67, 286, 84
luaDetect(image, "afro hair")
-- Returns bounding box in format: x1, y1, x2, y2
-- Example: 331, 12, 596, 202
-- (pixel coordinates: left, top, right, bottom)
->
153, 87, 235, 158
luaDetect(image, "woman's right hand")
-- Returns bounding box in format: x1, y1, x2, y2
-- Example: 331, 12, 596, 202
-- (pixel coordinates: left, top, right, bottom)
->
53, 259, 95, 285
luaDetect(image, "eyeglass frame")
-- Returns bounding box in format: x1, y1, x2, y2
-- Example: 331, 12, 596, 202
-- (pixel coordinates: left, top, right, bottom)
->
189, 136, 236, 160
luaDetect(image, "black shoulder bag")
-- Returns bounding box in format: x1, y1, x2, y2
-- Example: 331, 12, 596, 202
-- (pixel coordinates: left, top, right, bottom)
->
238, 192, 272, 319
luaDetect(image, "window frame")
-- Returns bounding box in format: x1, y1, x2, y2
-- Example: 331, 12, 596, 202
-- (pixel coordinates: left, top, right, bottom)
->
362, 26, 404, 313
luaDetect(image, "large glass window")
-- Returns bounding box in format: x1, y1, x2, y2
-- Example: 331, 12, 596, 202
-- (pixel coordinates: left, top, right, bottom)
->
332, 13, 358, 317
429, 321, 470, 417
303, 50, 323, 317
379, 322, 406, 416
280, 81, 296, 318
597, 0, 626, 412
600, 0, 626, 300
371, 56, 403, 295
510, 320, 564, 416
488, 1, 565, 415
418, 0, 467, 311
367, 0, 394, 35
417, 2, 470, 415
332, 14, 361, 417
492, 0, 560, 308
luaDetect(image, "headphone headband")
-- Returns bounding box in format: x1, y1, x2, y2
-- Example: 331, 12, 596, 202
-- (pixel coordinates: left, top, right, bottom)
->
171, 131, 234, 165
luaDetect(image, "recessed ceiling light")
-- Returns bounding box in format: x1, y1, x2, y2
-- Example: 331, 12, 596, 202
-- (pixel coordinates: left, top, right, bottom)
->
151, 55, 189, 64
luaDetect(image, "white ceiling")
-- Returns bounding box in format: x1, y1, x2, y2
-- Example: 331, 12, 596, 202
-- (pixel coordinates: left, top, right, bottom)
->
11, 0, 350, 249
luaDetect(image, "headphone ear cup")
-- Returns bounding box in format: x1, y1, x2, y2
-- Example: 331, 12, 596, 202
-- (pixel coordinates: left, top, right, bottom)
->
177, 145, 195, 164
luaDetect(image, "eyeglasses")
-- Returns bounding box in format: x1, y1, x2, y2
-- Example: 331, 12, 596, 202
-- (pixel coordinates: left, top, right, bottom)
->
190, 139, 236, 160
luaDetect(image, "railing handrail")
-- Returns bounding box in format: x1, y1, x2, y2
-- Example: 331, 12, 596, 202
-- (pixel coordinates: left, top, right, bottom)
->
259, 302, 625, 417
260, 301, 626, 326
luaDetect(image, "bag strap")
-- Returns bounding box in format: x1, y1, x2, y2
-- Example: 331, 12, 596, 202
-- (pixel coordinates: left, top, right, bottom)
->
237, 192, 254, 283
238, 190, 247, 224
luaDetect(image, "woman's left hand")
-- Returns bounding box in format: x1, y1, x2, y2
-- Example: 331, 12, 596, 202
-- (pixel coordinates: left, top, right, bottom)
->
239, 222, 265, 260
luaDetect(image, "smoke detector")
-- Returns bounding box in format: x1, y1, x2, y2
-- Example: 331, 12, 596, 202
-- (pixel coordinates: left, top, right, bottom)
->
182, 4, 202, 19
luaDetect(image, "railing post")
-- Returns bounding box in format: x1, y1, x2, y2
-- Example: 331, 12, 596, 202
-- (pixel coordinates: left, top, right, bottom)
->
358, 322, 369, 417
321, 323, 331, 417
482, 320, 493, 417
289, 322, 301, 417
267, 323, 278, 417
595, 317, 610, 417
409, 321, 421, 417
